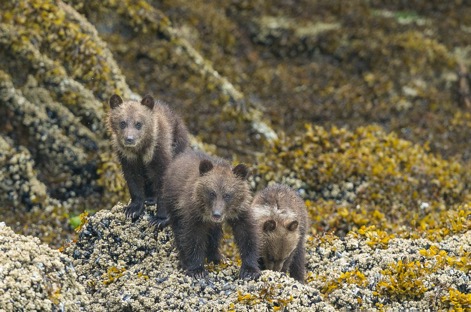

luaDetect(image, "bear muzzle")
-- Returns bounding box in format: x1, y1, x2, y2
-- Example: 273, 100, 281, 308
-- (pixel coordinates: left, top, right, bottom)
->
210, 209, 224, 223
124, 136, 136, 146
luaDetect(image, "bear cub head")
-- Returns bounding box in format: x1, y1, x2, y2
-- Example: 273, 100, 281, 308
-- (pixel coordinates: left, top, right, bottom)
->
196, 159, 250, 223
252, 185, 304, 271
261, 218, 300, 271
108, 94, 156, 152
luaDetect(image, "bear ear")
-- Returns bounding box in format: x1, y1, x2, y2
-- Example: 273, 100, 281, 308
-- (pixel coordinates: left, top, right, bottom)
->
109, 94, 123, 109
286, 220, 299, 231
141, 94, 155, 110
232, 164, 249, 180
199, 160, 214, 176
263, 220, 277, 232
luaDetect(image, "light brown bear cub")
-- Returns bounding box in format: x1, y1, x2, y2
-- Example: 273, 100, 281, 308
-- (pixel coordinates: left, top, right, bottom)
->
107, 94, 189, 225
251, 184, 308, 283
163, 149, 260, 279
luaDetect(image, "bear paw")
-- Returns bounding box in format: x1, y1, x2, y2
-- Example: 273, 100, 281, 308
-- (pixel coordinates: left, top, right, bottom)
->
150, 216, 170, 232
239, 265, 260, 280
187, 267, 208, 279
124, 201, 144, 222
144, 198, 157, 206
207, 252, 223, 265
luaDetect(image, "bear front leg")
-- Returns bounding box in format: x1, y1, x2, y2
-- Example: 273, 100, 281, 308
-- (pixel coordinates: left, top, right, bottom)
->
150, 204, 170, 230
148, 156, 170, 229
229, 212, 261, 280
147, 172, 169, 230
121, 159, 145, 221
149, 203, 170, 231
206, 224, 223, 264
288, 239, 306, 283
144, 181, 157, 206
174, 219, 208, 278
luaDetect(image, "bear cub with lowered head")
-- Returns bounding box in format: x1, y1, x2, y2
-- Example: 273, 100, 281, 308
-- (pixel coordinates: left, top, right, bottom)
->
163, 150, 260, 279
107, 94, 189, 225
252, 184, 308, 283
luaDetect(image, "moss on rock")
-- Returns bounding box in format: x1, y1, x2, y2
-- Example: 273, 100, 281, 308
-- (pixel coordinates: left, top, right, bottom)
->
306, 230, 470, 310
254, 124, 470, 236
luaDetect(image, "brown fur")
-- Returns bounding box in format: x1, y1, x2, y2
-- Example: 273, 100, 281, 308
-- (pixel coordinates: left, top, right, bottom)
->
252, 184, 308, 283
107, 94, 189, 223
163, 150, 260, 279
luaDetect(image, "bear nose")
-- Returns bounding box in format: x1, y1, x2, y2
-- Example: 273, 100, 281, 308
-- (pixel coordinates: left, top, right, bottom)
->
212, 211, 222, 218
125, 136, 135, 145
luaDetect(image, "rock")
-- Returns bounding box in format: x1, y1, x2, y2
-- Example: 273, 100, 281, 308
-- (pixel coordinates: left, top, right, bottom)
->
0, 223, 90, 311
65, 204, 335, 311
306, 231, 471, 310
63, 204, 469, 311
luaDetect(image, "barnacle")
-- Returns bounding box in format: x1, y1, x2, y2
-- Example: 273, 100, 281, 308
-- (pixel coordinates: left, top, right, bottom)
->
419, 245, 470, 272
237, 281, 293, 309
322, 269, 368, 294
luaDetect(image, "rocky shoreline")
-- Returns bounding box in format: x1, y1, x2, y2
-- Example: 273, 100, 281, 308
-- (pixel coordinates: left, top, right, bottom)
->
0, 1, 470, 311
2, 205, 468, 311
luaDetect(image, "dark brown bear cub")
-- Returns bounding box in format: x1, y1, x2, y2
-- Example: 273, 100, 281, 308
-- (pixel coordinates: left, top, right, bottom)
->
251, 184, 308, 283
163, 150, 260, 279
107, 94, 189, 225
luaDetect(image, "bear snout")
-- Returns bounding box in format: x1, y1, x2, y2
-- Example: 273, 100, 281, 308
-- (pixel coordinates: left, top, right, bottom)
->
210, 208, 224, 223
124, 136, 136, 146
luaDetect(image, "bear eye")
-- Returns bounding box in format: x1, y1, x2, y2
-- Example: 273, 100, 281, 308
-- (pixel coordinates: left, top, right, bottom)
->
135, 122, 142, 130
119, 121, 126, 129
208, 190, 217, 199
223, 193, 232, 201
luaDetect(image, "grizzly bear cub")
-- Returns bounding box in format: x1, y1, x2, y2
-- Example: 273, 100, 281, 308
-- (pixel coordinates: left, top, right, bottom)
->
163, 150, 260, 279
251, 184, 308, 283
107, 94, 189, 225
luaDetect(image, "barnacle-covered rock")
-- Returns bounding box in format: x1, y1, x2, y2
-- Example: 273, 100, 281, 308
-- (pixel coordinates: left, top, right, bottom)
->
0, 134, 47, 210
0, 23, 106, 134
0, 222, 91, 311
0, 0, 133, 241
306, 230, 471, 311
247, 15, 341, 58
0, 0, 132, 101
0, 133, 83, 245
64, 203, 470, 311
65, 203, 334, 311
65, 0, 278, 158
0, 70, 100, 200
